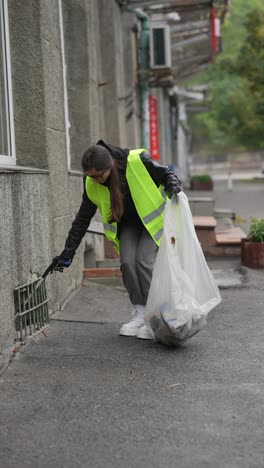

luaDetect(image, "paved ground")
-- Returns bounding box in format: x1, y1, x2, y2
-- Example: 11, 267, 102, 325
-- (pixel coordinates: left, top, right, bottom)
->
185, 178, 264, 233
0, 181, 264, 468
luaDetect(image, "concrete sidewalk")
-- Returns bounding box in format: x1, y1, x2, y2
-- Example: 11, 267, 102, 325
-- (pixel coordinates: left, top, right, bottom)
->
1, 256, 264, 468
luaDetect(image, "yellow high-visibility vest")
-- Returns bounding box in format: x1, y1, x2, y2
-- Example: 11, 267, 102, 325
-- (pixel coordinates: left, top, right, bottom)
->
85, 148, 166, 253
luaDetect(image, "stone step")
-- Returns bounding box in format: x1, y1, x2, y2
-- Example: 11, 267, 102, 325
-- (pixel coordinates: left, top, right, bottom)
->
215, 227, 247, 245
188, 197, 215, 216
83, 267, 121, 278
214, 208, 236, 220
206, 226, 247, 257
193, 216, 217, 229
96, 259, 120, 268
192, 217, 247, 256
83, 276, 125, 289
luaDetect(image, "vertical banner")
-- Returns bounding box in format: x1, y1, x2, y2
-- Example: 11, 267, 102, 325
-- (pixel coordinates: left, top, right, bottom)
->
215, 17, 221, 53
149, 95, 160, 160
211, 7, 217, 60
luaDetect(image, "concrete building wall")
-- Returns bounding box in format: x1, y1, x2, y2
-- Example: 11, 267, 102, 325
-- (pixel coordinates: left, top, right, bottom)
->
40, 0, 85, 308
98, 2, 140, 147
177, 101, 189, 182
0, 172, 52, 365
98, 0, 122, 145
156, 87, 173, 166
121, 12, 141, 148
85, 0, 102, 144
0, 0, 140, 369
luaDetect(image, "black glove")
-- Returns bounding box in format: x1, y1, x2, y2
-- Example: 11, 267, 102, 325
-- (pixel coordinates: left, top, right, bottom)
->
171, 190, 181, 204
51, 255, 72, 273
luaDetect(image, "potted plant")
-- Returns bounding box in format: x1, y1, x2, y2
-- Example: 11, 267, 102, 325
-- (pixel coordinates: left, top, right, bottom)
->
190, 174, 214, 191
241, 217, 264, 268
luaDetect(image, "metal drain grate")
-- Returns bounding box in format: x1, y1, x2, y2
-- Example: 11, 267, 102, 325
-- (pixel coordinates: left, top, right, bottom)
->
14, 278, 49, 342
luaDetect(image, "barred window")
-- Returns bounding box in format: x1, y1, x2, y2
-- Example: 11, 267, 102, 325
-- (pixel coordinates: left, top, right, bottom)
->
0, 0, 15, 165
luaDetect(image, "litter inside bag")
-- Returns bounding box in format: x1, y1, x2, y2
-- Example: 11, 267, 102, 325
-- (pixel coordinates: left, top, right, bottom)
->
145, 193, 221, 346
149, 302, 208, 346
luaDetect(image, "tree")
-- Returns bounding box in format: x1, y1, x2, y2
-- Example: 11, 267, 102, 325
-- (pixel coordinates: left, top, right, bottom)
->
187, 1, 264, 155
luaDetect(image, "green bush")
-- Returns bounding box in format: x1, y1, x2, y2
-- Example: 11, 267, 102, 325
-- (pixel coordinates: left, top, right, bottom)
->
248, 217, 264, 242
190, 174, 213, 183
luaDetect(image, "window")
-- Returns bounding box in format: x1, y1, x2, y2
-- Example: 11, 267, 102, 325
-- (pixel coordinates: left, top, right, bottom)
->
0, 0, 15, 165
150, 23, 171, 69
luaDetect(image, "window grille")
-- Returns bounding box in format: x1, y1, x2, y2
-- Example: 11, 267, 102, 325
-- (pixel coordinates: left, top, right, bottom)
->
14, 278, 49, 342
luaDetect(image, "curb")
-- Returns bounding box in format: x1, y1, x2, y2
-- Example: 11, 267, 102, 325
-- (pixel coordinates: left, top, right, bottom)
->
83, 268, 122, 278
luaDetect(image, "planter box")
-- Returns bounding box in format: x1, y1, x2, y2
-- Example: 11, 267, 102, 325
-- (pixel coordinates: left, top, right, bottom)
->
241, 238, 264, 268
190, 181, 214, 191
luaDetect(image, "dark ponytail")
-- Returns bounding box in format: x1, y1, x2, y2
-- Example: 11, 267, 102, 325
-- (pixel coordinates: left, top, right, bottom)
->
82, 145, 124, 223
107, 162, 124, 223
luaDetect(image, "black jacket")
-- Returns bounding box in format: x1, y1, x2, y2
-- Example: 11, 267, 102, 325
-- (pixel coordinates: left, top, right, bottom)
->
61, 140, 181, 259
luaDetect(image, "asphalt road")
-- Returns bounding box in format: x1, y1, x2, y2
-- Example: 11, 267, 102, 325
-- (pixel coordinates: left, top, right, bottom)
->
0, 180, 263, 468
0, 263, 264, 468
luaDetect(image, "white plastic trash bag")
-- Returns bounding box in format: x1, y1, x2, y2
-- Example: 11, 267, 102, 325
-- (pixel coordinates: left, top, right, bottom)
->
145, 192, 222, 346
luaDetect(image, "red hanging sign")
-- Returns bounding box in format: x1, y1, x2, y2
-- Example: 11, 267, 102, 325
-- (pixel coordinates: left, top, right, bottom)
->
211, 7, 217, 58
149, 95, 160, 160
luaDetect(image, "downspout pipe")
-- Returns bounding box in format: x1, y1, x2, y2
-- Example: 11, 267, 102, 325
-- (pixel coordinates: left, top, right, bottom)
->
127, 8, 150, 148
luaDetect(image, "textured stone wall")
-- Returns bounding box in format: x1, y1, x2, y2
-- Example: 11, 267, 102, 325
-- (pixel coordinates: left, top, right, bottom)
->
0, 0, 140, 369
0, 173, 51, 365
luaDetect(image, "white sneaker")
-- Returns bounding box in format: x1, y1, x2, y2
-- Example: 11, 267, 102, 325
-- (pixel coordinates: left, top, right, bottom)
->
119, 305, 145, 336
137, 324, 154, 340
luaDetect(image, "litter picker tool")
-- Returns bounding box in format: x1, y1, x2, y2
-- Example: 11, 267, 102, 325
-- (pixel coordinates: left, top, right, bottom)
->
36, 257, 62, 289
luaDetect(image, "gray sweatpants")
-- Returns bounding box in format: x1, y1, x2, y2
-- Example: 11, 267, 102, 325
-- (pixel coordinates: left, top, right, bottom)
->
119, 224, 158, 306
